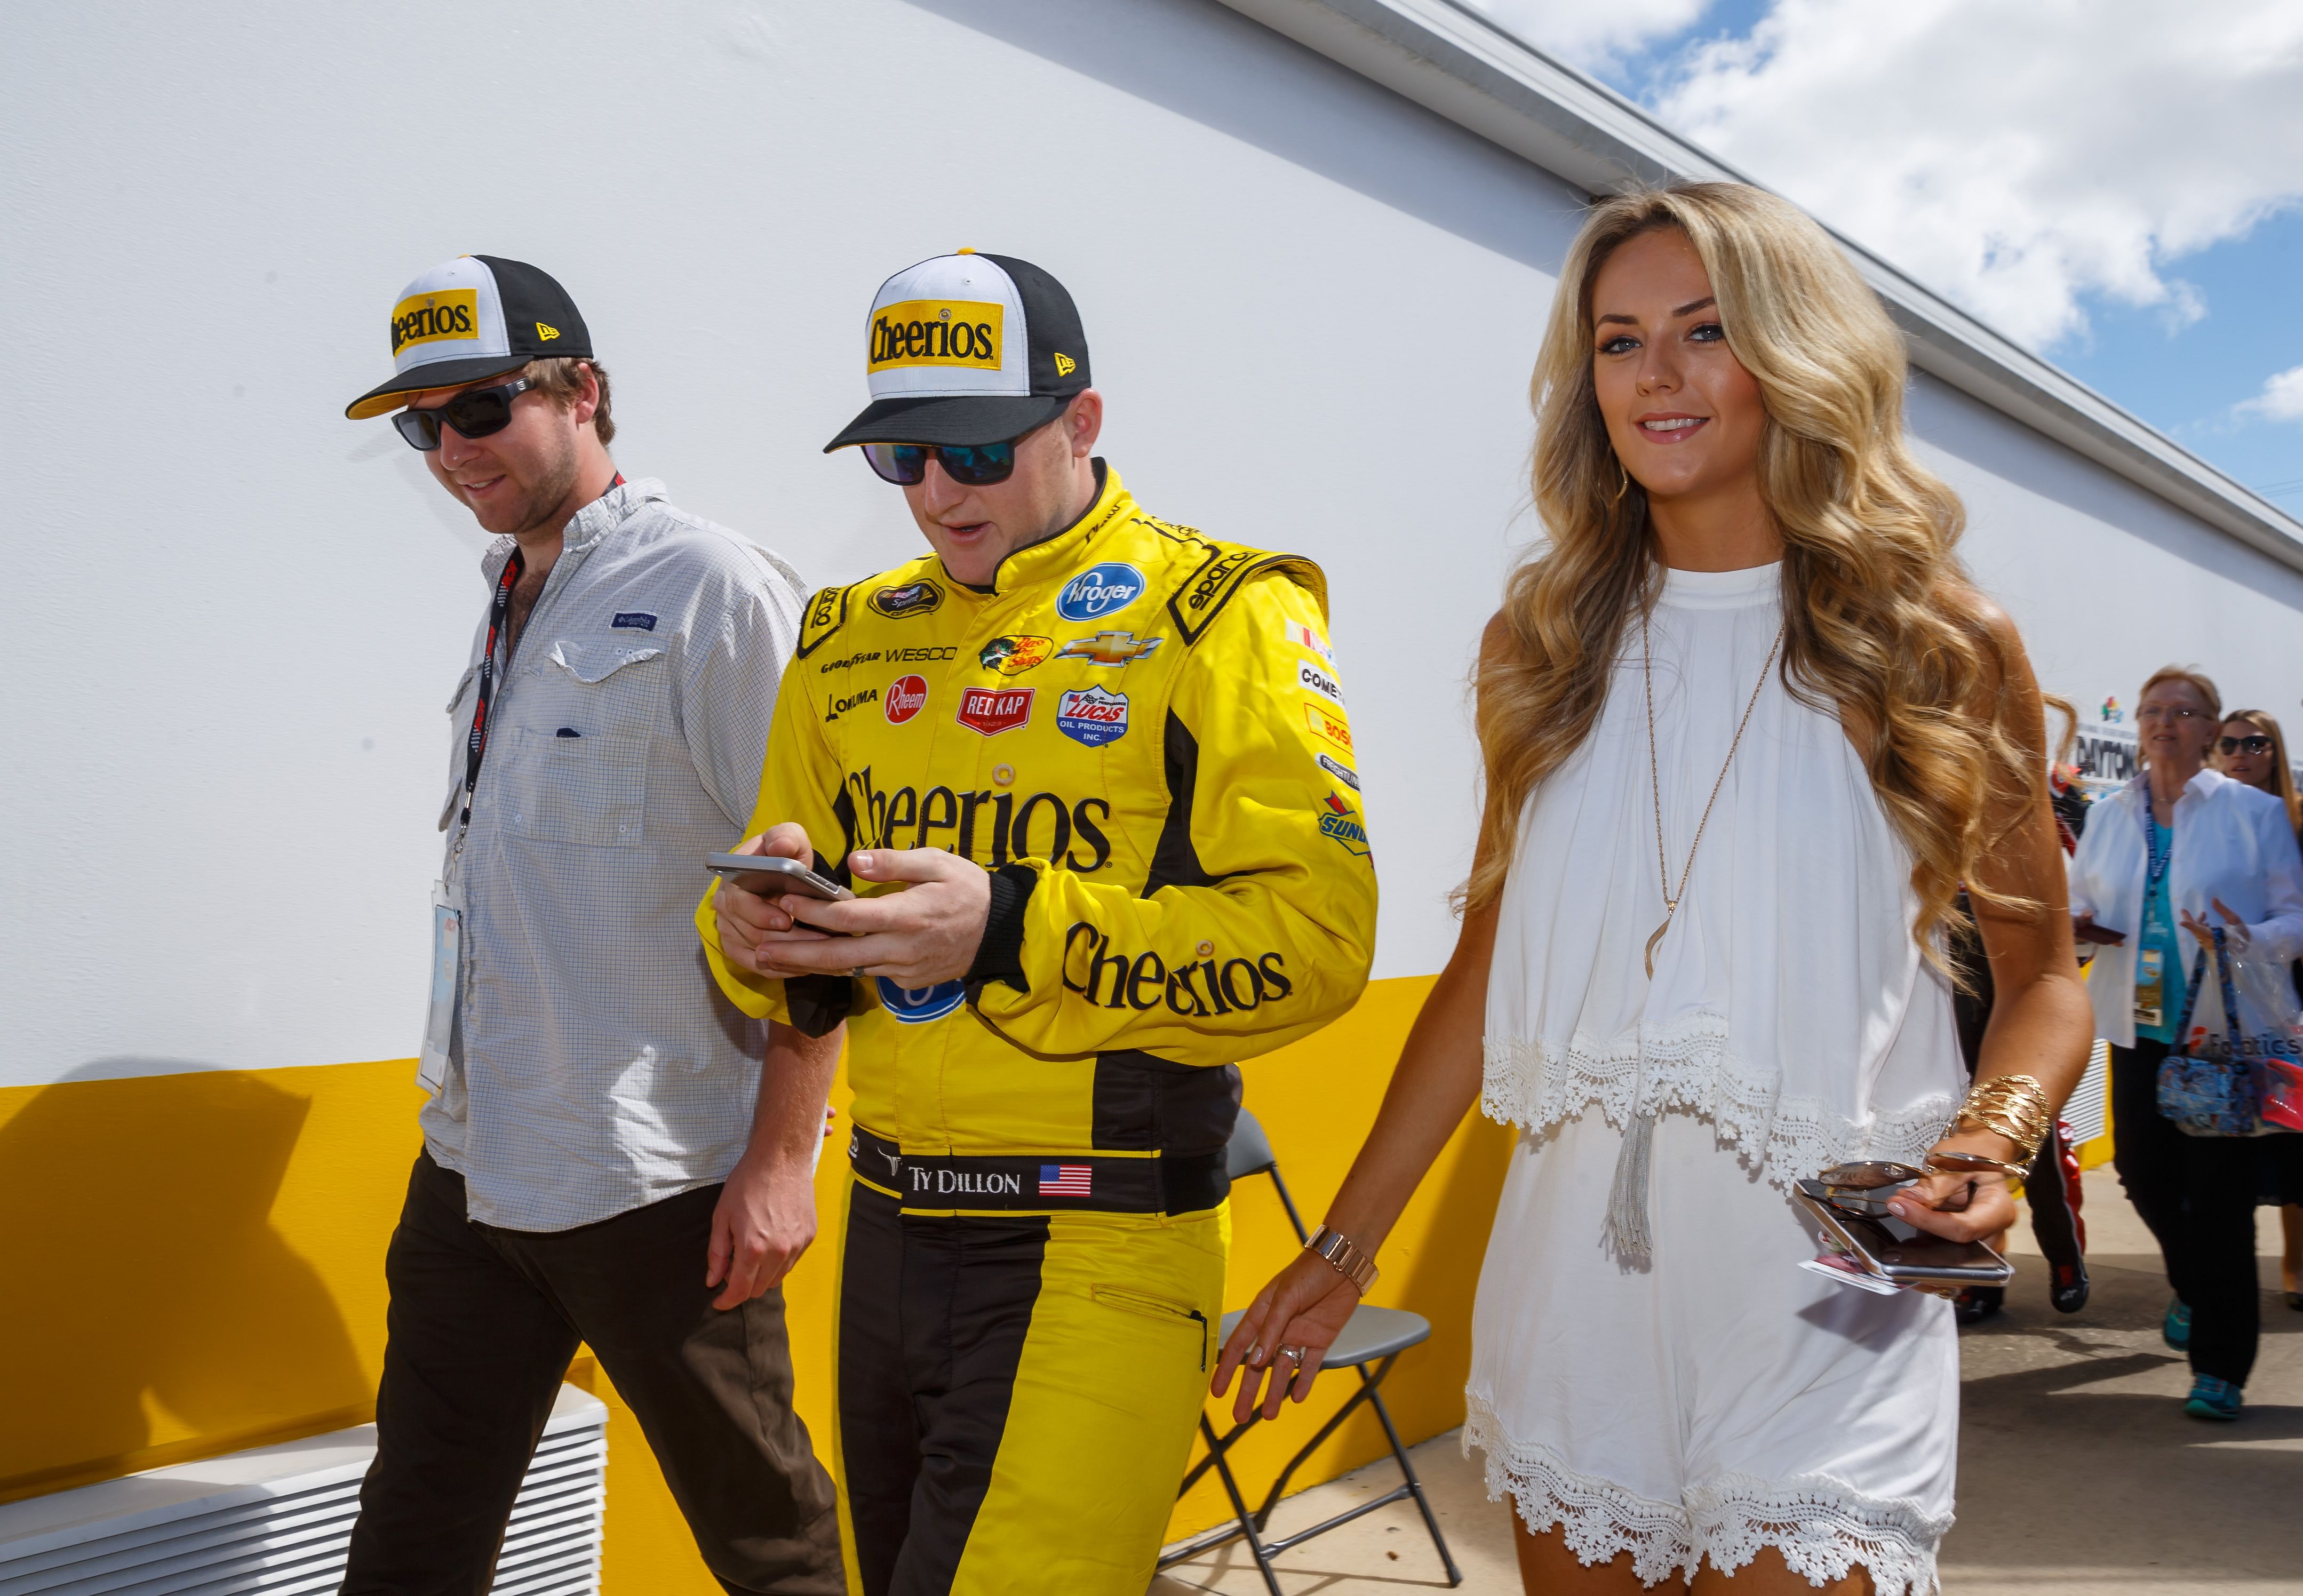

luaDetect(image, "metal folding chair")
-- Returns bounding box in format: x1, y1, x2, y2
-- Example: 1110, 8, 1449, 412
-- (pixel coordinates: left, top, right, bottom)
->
1157, 1107, 1462, 1593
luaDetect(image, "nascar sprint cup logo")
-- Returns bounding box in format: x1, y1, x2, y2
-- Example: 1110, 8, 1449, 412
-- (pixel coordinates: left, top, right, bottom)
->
1056, 562, 1145, 622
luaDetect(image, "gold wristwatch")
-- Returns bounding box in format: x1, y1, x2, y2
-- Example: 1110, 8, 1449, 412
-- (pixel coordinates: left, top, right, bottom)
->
1306, 1224, 1379, 1294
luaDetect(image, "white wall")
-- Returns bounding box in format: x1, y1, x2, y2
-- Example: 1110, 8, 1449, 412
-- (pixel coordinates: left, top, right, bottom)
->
0, 0, 1581, 1088
6, 0, 2296, 1093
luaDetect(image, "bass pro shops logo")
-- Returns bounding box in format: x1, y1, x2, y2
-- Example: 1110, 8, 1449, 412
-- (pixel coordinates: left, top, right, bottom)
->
1056, 563, 1145, 622
867, 299, 1004, 373
979, 634, 1053, 676
390, 289, 479, 356
868, 580, 944, 619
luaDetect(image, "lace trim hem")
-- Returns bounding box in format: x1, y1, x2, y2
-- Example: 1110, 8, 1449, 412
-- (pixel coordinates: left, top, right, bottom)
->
1481, 1023, 1956, 1190
1462, 1392, 1949, 1593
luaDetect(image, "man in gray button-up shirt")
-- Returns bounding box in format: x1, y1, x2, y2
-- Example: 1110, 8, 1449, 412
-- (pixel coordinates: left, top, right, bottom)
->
338, 255, 843, 1594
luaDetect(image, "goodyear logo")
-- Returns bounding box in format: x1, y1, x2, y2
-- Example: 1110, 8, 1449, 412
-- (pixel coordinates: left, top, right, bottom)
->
868, 299, 1003, 372
391, 289, 479, 356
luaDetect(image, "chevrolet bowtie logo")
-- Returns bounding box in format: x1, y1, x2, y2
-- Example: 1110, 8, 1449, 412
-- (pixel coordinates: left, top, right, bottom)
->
1057, 631, 1164, 666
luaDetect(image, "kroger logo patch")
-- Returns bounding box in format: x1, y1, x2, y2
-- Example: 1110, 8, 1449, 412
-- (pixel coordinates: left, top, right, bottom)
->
876, 977, 966, 1024
1056, 562, 1145, 622
1056, 685, 1130, 747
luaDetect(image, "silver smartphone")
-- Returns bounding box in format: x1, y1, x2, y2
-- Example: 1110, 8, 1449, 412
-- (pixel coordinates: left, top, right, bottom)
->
706, 853, 854, 902
1793, 1180, 2013, 1291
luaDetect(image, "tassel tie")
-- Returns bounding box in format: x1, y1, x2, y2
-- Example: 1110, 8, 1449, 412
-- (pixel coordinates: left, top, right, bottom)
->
1606, 1103, 1659, 1267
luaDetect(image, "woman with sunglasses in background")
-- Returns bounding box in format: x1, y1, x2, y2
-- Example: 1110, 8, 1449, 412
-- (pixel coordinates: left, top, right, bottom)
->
2213, 709, 2303, 1310
1216, 183, 2092, 1596
2067, 671, 2303, 1417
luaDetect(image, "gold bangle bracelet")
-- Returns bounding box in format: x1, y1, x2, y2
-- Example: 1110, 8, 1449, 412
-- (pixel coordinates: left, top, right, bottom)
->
1953, 1074, 2051, 1161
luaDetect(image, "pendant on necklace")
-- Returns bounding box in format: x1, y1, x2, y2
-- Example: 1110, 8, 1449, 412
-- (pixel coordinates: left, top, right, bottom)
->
1643, 916, 1672, 980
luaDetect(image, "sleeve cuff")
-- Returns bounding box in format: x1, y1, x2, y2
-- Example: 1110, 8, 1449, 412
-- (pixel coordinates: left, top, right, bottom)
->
966, 864, 1038, 992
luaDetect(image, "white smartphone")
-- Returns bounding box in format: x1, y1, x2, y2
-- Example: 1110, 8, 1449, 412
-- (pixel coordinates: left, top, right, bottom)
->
706, 853, 855, 901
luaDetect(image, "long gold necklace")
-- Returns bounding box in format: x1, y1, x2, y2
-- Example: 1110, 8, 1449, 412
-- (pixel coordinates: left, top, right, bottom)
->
1641, 608, 1784, 978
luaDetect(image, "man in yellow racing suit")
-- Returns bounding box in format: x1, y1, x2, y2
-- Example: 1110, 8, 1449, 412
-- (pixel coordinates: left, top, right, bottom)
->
699, 251, 1375, 1595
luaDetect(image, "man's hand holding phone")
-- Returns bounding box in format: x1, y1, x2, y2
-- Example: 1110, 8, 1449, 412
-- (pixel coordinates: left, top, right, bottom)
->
715, 825, 850, 977
713, 827, 994, 988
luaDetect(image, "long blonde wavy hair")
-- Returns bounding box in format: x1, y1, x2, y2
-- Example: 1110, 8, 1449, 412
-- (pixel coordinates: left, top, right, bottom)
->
1468, 182, 2038, 955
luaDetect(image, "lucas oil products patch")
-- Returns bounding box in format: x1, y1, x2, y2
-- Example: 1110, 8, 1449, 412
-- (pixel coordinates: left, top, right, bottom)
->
1055, 685, 1129, 747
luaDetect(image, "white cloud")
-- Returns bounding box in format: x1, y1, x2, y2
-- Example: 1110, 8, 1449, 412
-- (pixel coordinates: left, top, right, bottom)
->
1462, 0, 1714, 73
1642, 0, 2303, 350
2238, 365, 2303, 425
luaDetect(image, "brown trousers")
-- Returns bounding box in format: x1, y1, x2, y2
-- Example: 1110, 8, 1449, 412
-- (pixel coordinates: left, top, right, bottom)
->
340, 1152, 843, 1595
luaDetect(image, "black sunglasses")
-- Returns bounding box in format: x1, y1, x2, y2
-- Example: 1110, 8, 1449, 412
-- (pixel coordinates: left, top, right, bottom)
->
2220, 734, 2274, 756
859, 419, 1056, 488
394, 377, 534, 451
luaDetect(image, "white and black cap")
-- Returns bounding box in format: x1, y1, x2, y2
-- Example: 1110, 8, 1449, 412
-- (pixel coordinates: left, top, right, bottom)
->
345, 255, 593, 420
824, 251, 1091, 451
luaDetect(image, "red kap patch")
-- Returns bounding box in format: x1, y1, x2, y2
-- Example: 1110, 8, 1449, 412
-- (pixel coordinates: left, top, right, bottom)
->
884, 674, 929, 724
957, 685, 1034, 736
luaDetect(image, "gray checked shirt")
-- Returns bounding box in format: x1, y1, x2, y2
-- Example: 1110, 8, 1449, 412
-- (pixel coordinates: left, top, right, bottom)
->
426, 477, 806, 1230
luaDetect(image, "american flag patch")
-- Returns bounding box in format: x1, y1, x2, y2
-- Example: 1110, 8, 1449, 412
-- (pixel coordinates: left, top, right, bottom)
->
1039, 1164, 1093, 1196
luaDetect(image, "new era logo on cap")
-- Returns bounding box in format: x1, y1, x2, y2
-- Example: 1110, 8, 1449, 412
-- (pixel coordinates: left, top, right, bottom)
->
825, 251, 1091, 452
346, 255, 592, 420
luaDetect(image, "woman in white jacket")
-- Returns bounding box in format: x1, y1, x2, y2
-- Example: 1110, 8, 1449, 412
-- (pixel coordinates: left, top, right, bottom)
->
2068, 666, 2303, 1418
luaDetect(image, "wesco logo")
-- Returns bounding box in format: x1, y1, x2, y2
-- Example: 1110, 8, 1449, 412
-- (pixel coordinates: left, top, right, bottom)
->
867, 299, 1003, 371
390, 289, 479, 355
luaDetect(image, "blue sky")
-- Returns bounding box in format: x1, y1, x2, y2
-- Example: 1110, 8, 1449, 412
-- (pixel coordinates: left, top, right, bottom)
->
1480, 0, 2303, 512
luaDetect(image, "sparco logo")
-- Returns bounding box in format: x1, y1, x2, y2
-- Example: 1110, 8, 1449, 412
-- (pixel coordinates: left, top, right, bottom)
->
389, 289, 479, 355
884, 675, 929, 724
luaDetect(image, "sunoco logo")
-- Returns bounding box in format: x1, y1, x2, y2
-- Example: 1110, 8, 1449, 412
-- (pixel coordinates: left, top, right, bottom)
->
885, 674, 929, 724
390, 289, 479, 355
1056, 563, 1145, 622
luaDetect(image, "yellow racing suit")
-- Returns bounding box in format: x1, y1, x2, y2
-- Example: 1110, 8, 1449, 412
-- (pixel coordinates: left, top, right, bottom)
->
699, 462, 1376, 1595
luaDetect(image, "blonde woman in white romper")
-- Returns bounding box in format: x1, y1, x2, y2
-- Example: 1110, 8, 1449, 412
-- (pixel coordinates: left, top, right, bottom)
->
1214, 183, 2092, 1594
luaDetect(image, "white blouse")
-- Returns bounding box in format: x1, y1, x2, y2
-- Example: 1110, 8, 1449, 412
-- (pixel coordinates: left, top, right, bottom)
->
1481, 561, 1964, 1184
2065, 769, 2303, 1048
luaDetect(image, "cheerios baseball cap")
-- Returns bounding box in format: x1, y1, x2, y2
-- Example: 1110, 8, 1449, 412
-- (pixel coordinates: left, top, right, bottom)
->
344, 255, 593, 419
823, 251, 1091, 451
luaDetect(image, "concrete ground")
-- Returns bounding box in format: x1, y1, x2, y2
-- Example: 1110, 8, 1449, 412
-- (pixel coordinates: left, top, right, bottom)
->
1154, 1169, 2303, 1594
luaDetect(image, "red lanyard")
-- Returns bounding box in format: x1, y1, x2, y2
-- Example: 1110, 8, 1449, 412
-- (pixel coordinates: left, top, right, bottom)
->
457, 473, 625, 827
459, 548, 524, 827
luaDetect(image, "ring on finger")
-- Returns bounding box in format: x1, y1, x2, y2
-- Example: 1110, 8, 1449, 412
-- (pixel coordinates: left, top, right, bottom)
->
1280, 1345, 1306, 1364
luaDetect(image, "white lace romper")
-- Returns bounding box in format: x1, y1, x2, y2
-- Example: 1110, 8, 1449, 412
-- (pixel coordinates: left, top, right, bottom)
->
1465, 562, 1964, 1595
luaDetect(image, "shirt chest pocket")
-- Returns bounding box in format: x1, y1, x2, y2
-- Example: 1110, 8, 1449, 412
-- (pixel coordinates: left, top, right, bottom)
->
493, 640, 665, 847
